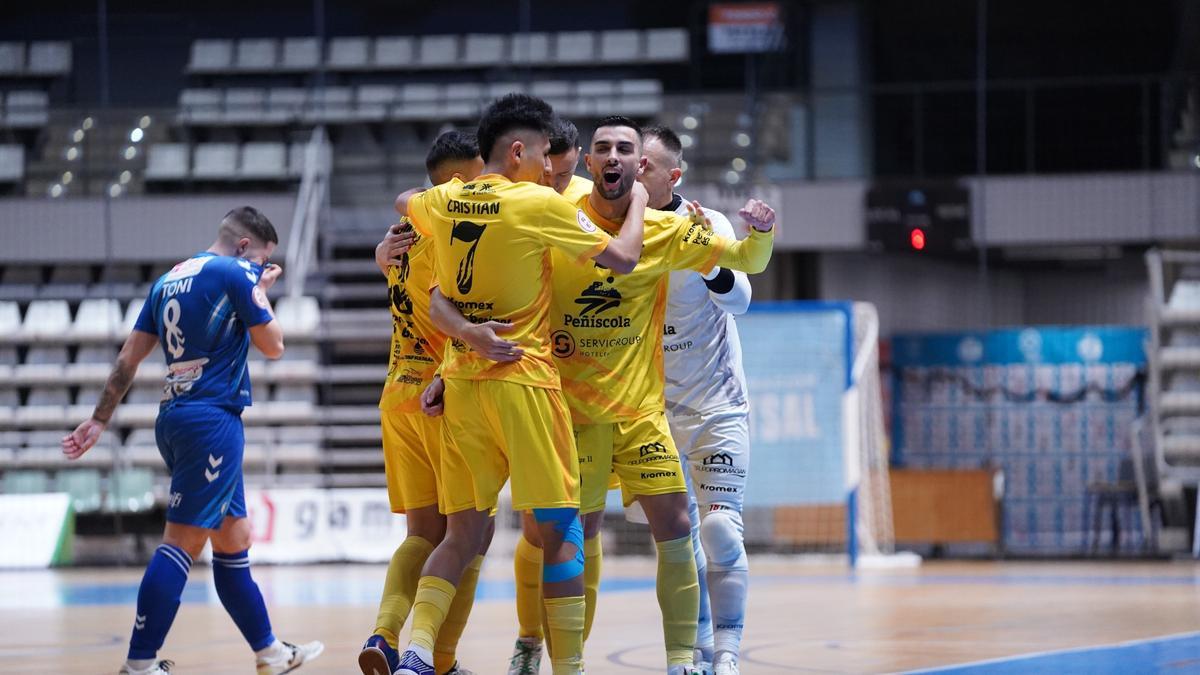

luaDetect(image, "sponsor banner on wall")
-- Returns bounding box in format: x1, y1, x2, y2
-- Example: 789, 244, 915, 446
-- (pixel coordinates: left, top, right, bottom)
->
245, 488, 405, 563
708, 3, 786, 54
0, 493, 73, 569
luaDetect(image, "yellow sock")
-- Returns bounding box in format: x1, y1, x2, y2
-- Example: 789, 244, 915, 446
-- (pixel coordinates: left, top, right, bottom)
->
514, 535, 544, 640
374, 536, 435, 648
655, 536, 699, 667
409, 576, 457, 653
434, 555, 483, 673
583, 534, 602, 642
544, 595, 585, 675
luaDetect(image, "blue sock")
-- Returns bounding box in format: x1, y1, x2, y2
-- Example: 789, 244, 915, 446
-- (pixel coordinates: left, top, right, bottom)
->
212, 549, 276, 651
128, 544, 192, 660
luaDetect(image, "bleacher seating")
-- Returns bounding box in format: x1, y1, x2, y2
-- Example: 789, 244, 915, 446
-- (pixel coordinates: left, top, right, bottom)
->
19, 299, 71, 339
183, 30, 688, 75
26, 41, 72, 75
239, 142, 288, 180
187, 39, 234, 73
328, 37, 370, 70
280, 37, 321, 71
0, 144, 24, 183
0, 41, 72, 77
145, 143, 189, 181
234, 38, 277, 72
5, 90, 49, 128
191, 143, 239, 180
175, 79, 663, 127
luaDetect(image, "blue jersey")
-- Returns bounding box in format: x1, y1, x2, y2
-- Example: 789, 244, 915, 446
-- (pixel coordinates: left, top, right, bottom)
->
134, 252, 274, 411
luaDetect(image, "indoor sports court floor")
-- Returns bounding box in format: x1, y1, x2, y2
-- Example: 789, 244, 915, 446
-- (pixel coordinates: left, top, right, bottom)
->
2, 558, 1198, 674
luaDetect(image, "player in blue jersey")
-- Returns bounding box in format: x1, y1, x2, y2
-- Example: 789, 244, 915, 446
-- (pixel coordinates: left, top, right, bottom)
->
62, 207, 324, 675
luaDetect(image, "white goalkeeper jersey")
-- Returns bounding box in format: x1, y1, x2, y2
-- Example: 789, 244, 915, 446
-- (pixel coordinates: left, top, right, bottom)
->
662, 195, 751, 417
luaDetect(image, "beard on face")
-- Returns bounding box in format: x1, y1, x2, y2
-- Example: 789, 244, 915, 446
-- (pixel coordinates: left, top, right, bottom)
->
598, 165, 635, 200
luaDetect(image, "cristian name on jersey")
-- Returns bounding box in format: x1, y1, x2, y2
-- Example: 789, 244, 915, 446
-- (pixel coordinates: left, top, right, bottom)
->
549, 196, 774, 425
379, 218, 449, 414
407, 175, 612, 390
134, 252, 274, 411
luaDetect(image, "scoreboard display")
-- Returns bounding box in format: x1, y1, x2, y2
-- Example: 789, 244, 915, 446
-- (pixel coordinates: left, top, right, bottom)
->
866, 181, 972, 254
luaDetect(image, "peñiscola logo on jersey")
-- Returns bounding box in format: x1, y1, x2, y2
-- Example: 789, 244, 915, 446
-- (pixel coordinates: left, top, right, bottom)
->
564, 277, 630, 328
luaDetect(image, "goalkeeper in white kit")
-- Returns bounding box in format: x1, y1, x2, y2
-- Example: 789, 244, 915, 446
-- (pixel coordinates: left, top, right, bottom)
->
637, 125, 752, 675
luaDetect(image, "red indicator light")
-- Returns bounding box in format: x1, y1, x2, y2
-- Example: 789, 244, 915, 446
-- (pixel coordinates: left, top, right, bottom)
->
910, 228, 926, 251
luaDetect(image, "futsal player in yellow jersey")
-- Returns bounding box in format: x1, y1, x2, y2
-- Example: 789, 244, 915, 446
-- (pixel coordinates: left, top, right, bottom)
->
394, 95, 649, 675
358, 131, 486, 675
436, 117, 776, 675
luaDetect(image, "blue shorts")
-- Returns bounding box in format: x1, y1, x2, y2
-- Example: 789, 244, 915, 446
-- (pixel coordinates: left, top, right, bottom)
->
155, 404, 247, 529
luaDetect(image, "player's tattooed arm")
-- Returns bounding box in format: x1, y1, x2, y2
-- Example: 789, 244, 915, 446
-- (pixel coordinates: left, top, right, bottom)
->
428, 288, 523, 363
592, 181, 650, 274
62, 329, 158, 459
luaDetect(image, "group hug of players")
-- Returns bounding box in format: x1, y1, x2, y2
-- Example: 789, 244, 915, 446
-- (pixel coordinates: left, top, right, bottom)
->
62, 92, 775, 675
364, 93, 775, 675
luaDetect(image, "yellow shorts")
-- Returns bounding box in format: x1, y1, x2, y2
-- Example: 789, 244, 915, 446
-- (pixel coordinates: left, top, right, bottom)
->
381, 409, 448, 514
441, 378, 580, 512
577, 411, 688, 514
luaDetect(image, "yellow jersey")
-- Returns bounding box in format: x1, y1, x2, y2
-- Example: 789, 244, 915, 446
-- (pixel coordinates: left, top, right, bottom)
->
408, 175, 613, 390
379, 220, 448, 414
562, 174, 593, 204
550, 197, 774, 424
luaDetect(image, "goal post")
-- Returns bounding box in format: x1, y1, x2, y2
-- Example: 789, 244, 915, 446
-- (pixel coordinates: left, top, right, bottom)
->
735, 300, 896, 565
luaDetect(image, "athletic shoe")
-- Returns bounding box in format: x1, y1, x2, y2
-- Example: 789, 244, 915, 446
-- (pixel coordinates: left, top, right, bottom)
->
358, 635, 399, 675
256, 640, 325, 674
396, 648, 436, 675
443, 662, 477, 675
506, 637, 543, 675
713, 656, 740, 675
667, 666, 702, 675
695, 660, 714, 675
119, 660, 173, 674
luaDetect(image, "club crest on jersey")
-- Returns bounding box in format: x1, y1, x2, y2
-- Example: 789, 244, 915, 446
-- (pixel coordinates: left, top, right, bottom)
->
576, 209, 598, 234
574, 278, 622, 315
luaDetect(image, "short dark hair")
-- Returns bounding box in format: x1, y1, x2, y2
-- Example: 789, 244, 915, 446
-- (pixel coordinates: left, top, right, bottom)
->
223, 206, 278, 245
642, 124, 683, 158
425, 130, 480, 175
477, 93, 554, 162
549, 116, 580, 156
594, 115, 643, 139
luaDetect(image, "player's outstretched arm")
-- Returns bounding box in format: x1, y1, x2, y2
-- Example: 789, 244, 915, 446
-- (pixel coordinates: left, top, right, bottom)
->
62, 329, 158, 459
697, 208, 752, 315
591, 181, 650, 274
428, 288, 523, 362
713, 199, 777, 275
248, 263, 285, 359
374, 222, 417, 276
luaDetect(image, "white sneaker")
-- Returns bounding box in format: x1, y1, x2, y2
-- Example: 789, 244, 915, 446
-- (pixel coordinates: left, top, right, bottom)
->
119, 660, 173, 675
668, 666, 702, 675
713, 655, 740, 675
506, 637, 543, 675
695, 661, 713, 675
256, 640, 325, 675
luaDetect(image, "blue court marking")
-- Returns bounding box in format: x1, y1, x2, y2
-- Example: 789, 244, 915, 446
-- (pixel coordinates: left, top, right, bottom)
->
908, 631, 1200, 674
754, 572, 1200, 588
49, 576, 658, 608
